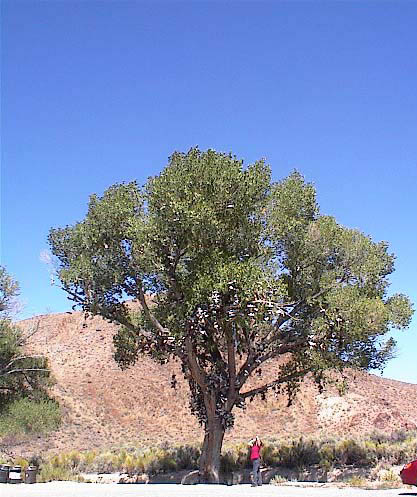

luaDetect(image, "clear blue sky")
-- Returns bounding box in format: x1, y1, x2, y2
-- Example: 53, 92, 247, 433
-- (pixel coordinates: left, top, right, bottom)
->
2, 1, 416, 383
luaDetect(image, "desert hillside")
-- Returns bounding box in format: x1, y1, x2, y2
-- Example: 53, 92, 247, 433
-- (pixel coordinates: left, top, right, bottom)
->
9, 310, 417, 457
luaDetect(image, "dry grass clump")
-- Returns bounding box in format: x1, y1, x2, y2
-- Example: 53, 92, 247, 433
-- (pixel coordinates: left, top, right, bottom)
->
342, 476, 369, 488
38, 464, 80, 483
35, 443, 201, 479
270, 475, 289, 485
273, 430, 416, 471
341, 472, 402, 490
219, 429, 416, 474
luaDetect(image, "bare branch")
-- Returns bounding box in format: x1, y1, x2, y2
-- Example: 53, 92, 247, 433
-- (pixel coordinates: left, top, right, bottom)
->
0, 368, 49, 377
17, 320, 40, 346
1, 355, 46, 374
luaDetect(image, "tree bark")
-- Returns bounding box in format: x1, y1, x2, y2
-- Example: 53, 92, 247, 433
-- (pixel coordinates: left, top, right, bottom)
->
199, 415, 225, 483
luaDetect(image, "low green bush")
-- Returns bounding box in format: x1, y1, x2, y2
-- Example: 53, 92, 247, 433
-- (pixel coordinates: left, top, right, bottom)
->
0, 398, 61, 436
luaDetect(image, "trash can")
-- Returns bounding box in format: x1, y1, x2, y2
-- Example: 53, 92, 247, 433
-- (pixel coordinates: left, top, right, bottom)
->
8, 465, 23, 483
25, 466, 38, 484
0, 464, 11, 483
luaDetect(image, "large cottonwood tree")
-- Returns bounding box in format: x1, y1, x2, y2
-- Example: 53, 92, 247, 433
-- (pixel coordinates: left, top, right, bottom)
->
49, 148, 413, 482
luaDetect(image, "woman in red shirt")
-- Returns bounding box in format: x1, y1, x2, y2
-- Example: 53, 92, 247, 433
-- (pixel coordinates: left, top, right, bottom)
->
248, 436, 263, 486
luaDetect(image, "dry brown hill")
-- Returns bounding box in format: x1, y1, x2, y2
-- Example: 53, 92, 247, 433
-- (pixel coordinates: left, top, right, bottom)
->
9, 310, 417, 457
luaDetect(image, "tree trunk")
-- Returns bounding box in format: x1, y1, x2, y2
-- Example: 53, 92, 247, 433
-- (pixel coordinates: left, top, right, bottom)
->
199, 416, 225, 483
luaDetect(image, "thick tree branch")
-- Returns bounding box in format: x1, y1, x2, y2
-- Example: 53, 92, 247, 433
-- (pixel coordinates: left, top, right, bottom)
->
226, 323, 237, 410
185, 335, 207, 391
237, 338, 307, 389
166, 248, 186, 302
235, 323, 256, 389
135, 282, 170, 336
263, 314, 294, 346
241, 367, 310, 399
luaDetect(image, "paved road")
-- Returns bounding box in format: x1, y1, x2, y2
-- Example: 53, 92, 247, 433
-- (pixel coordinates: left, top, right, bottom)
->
1, 482, 416, 497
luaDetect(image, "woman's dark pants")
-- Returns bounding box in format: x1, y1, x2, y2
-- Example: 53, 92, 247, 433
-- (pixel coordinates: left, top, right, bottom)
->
251, 458, 262, 486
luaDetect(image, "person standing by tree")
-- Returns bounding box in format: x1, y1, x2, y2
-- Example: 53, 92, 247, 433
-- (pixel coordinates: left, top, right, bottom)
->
249, 436, 263, 486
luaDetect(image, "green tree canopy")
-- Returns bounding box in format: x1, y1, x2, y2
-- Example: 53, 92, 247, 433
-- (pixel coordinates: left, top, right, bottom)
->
49, 148, 413, 482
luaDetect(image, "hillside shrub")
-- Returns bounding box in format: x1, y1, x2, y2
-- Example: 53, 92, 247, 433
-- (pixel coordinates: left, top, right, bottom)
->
379, 468, 401, 483
28, 454, 44, 468
335, 439, 375, 467
220, 450, 239, 474
82, 450, 96, 468
0, 398, 61, 437
137, 448, 178, 474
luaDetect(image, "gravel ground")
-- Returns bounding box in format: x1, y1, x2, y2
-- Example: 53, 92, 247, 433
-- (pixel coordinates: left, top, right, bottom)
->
1, 482, 416, 497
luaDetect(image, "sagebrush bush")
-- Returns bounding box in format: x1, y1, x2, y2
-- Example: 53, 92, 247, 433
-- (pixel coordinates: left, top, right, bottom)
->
335, 439, 375, 467
92, 451, 115, 473
220, 450, 239, 473
173, 445, 201, 470
38, 463, 78, 483
28, 454, 44, 468
277, 438, 320, 468
261, 443, 280, 467
220, 443, 251, 473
